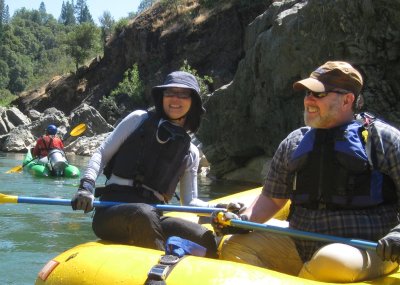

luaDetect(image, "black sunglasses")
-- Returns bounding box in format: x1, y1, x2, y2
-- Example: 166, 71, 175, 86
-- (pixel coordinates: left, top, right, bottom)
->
305, 90, 350, 99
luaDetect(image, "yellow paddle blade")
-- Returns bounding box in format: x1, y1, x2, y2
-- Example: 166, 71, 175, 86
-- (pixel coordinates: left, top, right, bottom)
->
0, 193, 18, 204
70, 123, 87, 137
5, 165, 23, 174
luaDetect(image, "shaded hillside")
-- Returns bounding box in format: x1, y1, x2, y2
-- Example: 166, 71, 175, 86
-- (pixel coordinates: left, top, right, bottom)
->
13, 0, 271, 115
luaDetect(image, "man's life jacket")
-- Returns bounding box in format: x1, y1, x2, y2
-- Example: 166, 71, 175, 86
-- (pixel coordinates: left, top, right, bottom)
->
104, 112, 191, 202
288, 120, 396, 210
34, 135, 64, 157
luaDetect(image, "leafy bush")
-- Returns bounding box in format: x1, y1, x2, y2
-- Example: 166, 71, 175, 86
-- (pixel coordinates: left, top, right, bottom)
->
180, 59, 213, 97
0, 89, 17, 107
111, 63, 145, 107
100, 63, 146, 123
113, 18, 129, 35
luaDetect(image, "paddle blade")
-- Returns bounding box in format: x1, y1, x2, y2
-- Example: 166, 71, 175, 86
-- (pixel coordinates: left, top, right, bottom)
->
0, 193, 18, 204
5, 165, 23, 174
70, 123, 87, 137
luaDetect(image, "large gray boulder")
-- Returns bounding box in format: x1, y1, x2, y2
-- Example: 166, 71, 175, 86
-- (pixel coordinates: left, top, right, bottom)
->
0, 107, 31, 135
69, 103, 114, 137
198, 0, 400, 182
0, 104, 113, 153
65, 133, 110, 156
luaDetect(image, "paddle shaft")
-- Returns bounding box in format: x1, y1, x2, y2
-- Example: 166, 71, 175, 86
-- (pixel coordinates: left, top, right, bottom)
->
2, 194, 379, 249
230, 219, 378, 251
4, 195, 222, 214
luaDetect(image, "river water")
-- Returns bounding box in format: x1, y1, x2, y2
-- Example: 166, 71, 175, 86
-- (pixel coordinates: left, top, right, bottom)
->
0, 151, 258, 284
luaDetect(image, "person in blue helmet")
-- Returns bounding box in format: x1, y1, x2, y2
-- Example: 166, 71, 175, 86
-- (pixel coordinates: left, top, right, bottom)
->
32, 124, 65, 158
71, 71, 219, 257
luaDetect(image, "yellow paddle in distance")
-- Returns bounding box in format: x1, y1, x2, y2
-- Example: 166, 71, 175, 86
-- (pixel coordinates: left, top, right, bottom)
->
5, 123, 87, 173
63, 123, 87, 140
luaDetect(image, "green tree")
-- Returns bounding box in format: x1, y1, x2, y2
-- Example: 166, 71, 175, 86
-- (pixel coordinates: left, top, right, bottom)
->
2, 8, 74, 93
75, 0, 93, 24
0, 0, 10, 41
65, 22, 100, 70
7, 53, 33, 93
80, 5, 93, 23
99, 11, 115, 44
59, 1, 76, 25
39, 2, 46, 14
38, 2, 51, 24
3, 5, 9, 23
138, 0, 156, 13
0, 0, 5, 40
0, 59, 9, 89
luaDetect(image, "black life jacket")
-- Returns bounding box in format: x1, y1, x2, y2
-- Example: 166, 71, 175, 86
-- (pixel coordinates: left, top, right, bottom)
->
288, 120, 396, 209
104, 112, 191, 201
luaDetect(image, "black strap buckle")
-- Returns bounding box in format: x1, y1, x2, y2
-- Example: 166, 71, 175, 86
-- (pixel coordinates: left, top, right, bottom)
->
148, 264, 170, 281
146, 255, 180, 281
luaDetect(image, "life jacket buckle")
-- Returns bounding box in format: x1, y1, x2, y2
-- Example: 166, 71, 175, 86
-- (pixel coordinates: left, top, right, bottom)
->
147, 264, 170, 281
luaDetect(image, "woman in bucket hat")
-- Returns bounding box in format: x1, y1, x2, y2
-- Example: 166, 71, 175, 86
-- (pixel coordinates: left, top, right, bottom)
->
71, 71, 217, 257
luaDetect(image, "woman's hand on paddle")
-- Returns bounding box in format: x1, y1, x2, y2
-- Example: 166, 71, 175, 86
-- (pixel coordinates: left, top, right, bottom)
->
71, 178, 95, 213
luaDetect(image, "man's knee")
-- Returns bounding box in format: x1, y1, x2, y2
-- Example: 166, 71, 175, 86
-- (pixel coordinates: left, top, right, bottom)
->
299, 243, 368, 282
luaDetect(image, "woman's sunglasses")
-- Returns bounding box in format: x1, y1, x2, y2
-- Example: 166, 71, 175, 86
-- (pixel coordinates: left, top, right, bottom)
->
163, 90, 192, 99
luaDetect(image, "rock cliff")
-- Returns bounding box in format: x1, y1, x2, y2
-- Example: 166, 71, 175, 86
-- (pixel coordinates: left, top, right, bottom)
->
11, 0, 400, 183
198, 0, 400, 182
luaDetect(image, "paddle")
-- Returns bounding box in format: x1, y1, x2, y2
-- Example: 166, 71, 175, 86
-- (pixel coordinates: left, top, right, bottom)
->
0, 191, 378, 250
0, 193, 223, 214
6, 123, 87, 174
63, 123, 87, 140
219, 215, 377, 251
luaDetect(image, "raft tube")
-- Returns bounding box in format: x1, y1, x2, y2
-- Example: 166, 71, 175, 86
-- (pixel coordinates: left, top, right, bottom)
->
35, 188, 400, 285
23, 149, 80, 178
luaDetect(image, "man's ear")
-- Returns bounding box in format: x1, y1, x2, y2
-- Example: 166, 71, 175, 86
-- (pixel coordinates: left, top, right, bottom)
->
343, 93, 355, 110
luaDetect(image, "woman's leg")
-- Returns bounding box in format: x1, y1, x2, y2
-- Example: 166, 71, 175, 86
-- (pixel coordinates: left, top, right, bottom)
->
93, 203, 166, 250
161, 216, 218, 258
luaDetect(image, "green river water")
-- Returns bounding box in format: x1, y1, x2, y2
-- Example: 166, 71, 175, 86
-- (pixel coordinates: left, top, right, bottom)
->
0, 151, 258, 284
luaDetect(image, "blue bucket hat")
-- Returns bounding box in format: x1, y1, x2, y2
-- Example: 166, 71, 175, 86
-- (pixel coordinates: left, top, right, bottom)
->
151, 71, 205, 114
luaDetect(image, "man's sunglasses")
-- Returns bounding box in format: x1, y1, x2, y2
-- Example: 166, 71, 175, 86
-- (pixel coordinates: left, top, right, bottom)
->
305, 90, 350, 99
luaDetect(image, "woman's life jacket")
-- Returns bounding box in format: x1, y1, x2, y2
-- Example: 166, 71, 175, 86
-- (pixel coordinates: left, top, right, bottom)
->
288, 121, 396, 210
104, 112, 191, 202
33, 135, 64, 157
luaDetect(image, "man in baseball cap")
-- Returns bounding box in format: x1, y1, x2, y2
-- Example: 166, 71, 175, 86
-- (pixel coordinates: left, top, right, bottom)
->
215, 60, 400, 282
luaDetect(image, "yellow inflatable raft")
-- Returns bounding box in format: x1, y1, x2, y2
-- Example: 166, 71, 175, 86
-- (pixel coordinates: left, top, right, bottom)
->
35, 187, 400, 285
